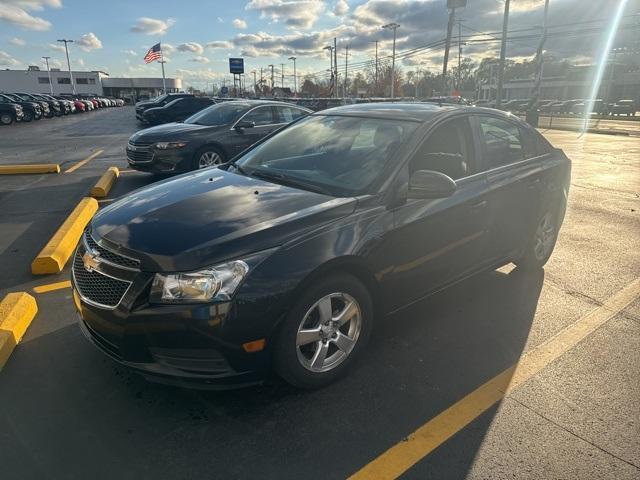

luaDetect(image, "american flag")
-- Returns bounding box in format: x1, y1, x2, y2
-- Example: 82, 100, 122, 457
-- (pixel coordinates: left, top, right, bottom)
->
144, 43, 162, 63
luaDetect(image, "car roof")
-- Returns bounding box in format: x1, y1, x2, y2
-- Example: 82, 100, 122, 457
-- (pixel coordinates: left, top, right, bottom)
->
313, 102, 460, 121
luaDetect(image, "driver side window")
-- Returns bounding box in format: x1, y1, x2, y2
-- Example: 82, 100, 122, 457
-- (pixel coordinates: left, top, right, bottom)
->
409, 118, 475, 180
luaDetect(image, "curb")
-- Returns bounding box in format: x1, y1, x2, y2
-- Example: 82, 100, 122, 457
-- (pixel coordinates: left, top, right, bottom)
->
31, 197, 99, 274
90, 167, 120, 198
0, 292, 38, 370
0, 164, 61, 175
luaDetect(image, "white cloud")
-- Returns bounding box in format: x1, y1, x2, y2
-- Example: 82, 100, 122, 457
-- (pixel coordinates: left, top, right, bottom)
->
246, 0, 324, 29
48, 42, 66, 52
333, 0, 349, 16
9, 37, 26, 46
123, 49, 138, 56
177, 42, 204, 54
0, 0, 62, 31
232, 18, 248, 29
131, 17, 175, 35
160, 43, 175, 54
0, 50, 21, 66
75, 32, 102, 52
206, 40, 233, 49
189, 56, 210, 63
217, 16, 224, 23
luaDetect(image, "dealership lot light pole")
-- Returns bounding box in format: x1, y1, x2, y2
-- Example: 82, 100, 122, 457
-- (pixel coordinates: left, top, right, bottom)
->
323, 45, 334, 97
57, 39, 76, 95
42, 56, 54, 95
289, 56, 297, 95
382, 23, 400, 99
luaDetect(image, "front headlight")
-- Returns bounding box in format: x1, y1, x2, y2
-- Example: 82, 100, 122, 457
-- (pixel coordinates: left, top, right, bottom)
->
155, 141, 188, 150
150, 260, 249, 304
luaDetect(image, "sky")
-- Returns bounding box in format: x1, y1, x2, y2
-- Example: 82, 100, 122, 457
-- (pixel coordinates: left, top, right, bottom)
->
0, 0, 638, 89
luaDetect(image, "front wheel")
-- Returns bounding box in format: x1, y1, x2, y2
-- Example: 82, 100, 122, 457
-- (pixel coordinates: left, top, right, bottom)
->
22, 111, 33, 122
274, 274, 373, 389
192, 147, 225, 170
516, 209, 559, 269
0, 113, 14, 125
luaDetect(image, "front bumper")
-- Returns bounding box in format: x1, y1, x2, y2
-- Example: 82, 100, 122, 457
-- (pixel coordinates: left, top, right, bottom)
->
126, 145, 192, 173
70, 237, 269, 388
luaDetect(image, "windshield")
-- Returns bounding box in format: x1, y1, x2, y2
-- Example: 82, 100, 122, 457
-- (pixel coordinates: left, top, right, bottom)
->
235, 115, 418, 197
185, 102, 248, 126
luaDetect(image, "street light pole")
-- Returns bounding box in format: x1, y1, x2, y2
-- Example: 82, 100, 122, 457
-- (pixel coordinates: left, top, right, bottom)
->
382, 23, 400, 99
495, 0, 511, 108
281, 63, 285, 88
57, 39, 76, 95
323, 45, 334, 97
42, 56, 54, 95
268, 64, 274, 92
288, 56, 297, 95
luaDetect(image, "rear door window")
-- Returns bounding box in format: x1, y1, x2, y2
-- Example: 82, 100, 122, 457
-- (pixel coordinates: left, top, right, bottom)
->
242, 106, 275, 126
275, 106, 308, 123
477, 116, 524, 168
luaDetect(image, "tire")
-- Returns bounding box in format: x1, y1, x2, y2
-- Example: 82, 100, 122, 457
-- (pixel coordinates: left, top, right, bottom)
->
192, 146, 225, 170
0, 113, 14, 125
516, 208, 560, 270
22, 111, 33, 122
274, 273, 373, 389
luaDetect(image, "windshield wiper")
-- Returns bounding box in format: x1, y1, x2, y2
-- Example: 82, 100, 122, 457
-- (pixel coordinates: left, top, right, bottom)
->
249, 169, 333, 196
229, 161, 248, 175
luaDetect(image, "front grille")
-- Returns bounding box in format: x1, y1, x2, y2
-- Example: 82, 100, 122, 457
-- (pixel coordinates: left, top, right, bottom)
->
73, 249, 131, 308
85, 234, 140, 270
127, 142, 153, 163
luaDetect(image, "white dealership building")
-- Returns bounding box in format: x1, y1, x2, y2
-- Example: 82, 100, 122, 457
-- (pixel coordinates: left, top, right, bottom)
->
0, 67, 182, 102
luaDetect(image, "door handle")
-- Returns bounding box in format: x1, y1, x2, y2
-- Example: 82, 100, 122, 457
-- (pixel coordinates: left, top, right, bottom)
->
469, 200, 487, 210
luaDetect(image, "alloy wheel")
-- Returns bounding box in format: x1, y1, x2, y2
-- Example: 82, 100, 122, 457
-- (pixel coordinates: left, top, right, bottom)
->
198, 151, 222, 169
296, 293, 362, 373
0, 114, 13, 125
533, 212, 556, 261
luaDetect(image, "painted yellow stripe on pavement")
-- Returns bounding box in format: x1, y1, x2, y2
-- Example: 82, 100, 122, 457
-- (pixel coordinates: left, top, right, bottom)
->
0, 164, 60, 175
64, 149, 104, 174
349, 277, 640, 480
0, 292, 38, 370
33, 280, 72, 294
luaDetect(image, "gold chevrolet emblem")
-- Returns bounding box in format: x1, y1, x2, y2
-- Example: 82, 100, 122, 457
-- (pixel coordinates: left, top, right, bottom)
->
82, 250, 101, 272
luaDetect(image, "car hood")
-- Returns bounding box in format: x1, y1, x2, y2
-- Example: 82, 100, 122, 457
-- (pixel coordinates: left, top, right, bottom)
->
129, 122, 219, 142
92, 168, 357, 271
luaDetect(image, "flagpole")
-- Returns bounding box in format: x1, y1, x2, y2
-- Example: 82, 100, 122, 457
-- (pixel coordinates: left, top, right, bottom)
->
159, 42, 167, 94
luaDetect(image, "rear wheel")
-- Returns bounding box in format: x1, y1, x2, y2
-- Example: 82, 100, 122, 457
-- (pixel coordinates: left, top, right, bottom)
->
516, 208, 559, 269
274, 274, 373, 389
0, 113, 14, 125
192, 147, 225, 170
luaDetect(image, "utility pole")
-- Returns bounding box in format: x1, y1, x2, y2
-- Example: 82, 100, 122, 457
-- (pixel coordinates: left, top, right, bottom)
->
252, 70, 257, 95
288, 56, 297, 95
442, 7, 456, 95
324, 45, 334, 97
374, 40, 379, 92
457, 19, 462, 91
268, 64, 274, 92
281, 63, 285, 88
260, 67, 264, 95
528, 0, 550, 115
42, 56, 54, 95
57, 39, 76, 95
334, 38, 338, 99
382, 23, 400, 99
344, 45, 349, 98
495, 0, 511, 108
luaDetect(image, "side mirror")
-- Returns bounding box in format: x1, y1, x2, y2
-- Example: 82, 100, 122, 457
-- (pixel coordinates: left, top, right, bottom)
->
408, 170, 456, 199
235, 120, 255, 131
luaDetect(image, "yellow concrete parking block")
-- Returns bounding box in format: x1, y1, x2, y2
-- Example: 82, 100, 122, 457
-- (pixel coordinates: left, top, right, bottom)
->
31, 197, 99, 274
90, 167, 119, 198
0, 292, 38, 370
0, 164, 60, 175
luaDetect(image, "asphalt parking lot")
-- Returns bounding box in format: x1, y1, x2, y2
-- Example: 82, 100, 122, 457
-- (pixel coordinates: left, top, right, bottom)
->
0, 106, 638, 479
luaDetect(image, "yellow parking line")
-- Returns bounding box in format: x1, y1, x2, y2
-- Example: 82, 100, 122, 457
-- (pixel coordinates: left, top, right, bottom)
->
33, 280, 72, 294
64, 149, 104, 174
349, 277, 640, 480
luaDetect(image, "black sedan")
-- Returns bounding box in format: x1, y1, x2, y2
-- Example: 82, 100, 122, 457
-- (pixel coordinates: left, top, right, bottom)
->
0, 93, 42, 122
140, 96, 216, 125
73, 103, 570, 389
126, 100, 312, 173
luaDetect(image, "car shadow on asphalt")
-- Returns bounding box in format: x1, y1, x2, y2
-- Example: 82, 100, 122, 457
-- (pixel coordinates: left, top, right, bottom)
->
0, 265, 544, 479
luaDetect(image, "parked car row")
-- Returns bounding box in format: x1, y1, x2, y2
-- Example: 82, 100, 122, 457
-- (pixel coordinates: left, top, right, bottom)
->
474, 98, 637, 116
0, 92, 125, 126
